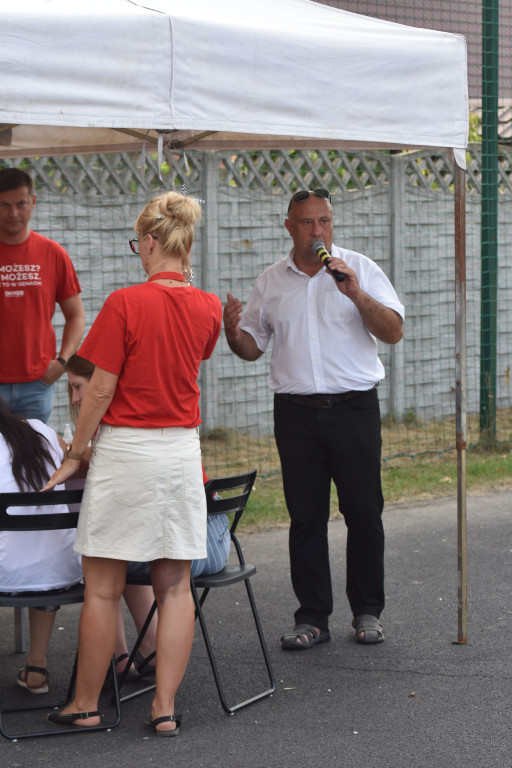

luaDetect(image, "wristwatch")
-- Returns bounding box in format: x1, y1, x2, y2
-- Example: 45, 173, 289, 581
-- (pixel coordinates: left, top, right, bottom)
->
56, 356, 67, 367
66, 445, 84, 461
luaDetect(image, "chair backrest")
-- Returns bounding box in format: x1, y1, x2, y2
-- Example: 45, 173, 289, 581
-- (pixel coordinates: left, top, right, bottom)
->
0, 489, 84, 531
204, 469, 257, 537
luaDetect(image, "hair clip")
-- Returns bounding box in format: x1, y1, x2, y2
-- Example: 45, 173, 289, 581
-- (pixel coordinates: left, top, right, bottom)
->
180, 182, 205, 205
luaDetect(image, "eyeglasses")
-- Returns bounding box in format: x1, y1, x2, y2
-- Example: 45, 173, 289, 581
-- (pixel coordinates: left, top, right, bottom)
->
129, 234, 158, 255
287, 188, 332, 212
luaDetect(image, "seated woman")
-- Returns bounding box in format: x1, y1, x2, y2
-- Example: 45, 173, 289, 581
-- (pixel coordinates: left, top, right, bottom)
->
0, 397, 82, 694
65, 354, 231, 677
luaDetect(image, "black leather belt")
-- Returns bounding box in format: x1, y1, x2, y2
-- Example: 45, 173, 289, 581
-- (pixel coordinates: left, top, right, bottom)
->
274, 386, 376, 409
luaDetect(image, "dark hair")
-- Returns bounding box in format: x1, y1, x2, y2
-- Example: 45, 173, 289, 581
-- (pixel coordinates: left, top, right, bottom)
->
0, 168, 34, 195
0, 398, 56, 491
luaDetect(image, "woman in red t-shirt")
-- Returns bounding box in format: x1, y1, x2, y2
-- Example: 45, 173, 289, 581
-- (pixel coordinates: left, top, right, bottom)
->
43, 191, 222, 736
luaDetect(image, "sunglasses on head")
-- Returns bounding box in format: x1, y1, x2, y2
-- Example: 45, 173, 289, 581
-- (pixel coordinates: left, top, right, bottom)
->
287, 188, 332, 212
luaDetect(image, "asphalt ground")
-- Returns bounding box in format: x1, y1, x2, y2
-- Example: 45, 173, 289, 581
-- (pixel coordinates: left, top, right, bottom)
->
1, 489, 511, 768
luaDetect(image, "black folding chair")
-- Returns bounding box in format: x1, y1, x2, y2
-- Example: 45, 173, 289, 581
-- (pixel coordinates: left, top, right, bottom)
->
119, 470, 275, 713
0, 489, 121, 740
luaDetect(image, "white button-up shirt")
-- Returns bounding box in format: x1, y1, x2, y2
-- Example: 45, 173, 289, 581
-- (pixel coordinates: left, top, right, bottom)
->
240, 245, 404, 394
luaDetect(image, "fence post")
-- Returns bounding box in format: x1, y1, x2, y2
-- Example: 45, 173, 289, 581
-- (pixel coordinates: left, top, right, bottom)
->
454, 159, 468, 644
388, 151, 406, 419
480, 0, 499, 443
199, 152, 220, 433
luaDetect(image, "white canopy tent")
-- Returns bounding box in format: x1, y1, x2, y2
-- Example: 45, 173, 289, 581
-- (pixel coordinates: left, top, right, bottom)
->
0, 0, 469, 638
0, 0, 467, 160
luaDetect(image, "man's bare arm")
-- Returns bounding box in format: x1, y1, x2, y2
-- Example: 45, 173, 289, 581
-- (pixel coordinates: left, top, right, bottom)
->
42, 294, 86, 385
325, 258, 403, 345
352, 292, 403, 344
58, 294, 85, 360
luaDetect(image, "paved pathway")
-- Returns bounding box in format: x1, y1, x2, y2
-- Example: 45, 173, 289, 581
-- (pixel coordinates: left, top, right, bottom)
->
1, 490, 511, 767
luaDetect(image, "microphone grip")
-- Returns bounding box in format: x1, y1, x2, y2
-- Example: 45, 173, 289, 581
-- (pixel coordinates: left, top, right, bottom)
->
319, 253, 345, 283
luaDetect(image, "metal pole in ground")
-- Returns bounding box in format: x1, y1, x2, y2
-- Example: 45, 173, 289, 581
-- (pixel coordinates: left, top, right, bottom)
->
454, 158, 467, 643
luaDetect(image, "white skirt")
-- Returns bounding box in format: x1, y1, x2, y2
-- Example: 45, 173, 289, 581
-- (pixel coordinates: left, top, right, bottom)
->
74, 425, 207, 562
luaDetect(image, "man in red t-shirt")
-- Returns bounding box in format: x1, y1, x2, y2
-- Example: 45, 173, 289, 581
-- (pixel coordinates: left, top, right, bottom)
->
0, 168, 85, 422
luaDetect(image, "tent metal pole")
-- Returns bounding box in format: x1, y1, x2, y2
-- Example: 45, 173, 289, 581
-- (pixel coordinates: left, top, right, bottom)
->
454, 160, 467, 643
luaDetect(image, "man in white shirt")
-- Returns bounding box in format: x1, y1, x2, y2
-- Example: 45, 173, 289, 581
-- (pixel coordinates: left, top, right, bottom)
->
223, 189, 404, 649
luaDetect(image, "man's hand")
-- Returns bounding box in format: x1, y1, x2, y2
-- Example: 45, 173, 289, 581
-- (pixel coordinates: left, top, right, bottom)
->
223, 294, 263, 361
223, 293, 244, 337
41, 358, 66, 385
324, 256, 358, 296
324, 257, 403, 345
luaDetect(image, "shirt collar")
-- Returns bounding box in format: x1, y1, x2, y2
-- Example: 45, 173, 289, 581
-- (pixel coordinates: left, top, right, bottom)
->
285, 246, 337, 278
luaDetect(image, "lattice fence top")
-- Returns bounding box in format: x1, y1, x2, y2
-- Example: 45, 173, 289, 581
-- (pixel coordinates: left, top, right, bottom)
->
1, 146, 511, 197
0, 152, 201, 197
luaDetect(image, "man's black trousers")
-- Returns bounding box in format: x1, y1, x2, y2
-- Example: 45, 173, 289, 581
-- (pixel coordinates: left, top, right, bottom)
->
274, 387, 384, 631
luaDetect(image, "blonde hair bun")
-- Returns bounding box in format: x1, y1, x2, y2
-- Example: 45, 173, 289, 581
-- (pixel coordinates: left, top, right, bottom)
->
134, 191, 201, 261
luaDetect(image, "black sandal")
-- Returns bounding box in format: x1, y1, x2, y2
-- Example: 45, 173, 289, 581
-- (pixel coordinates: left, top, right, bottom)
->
47, 710, 100, 726
352, 614, 384, 644
281, 624, 331, 650
147, 714, 180, 737
135, 650, 156, 677
104, 653, 137, 686
114, 652, 138, 678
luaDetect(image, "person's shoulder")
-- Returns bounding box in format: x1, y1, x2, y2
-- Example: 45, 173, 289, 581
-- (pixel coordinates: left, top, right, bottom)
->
27, 417, 48, 431
333, 244, 382, 272
184, 287, 222, 321
27, 418, 57, 443
193, 287, 222, 307
105, 282, 145, 302
28, 231, 75, 272
28, 230, 67, 254
333, 244, 368, 262
255, 255, 288, 283
27, 420, 62, 461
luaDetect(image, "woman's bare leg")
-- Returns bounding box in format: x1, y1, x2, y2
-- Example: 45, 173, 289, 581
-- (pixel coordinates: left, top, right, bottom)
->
149, 559, 193, 733
58, 556, 128, 726
21, 608, 57, 688
122, 584, 158, 663
113, 601, 137, 674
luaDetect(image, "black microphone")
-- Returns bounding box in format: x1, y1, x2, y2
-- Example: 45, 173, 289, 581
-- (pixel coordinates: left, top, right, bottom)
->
312, 241, 345, 282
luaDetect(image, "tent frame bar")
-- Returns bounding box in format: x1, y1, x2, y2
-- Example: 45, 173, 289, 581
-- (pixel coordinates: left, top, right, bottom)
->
454, 161, 467, 643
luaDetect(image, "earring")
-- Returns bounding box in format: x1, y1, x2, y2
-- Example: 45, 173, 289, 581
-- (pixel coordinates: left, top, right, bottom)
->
183, 265, 195, 285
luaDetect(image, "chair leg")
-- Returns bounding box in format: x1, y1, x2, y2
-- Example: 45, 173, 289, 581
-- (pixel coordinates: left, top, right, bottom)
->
14, 607, 27, 652
116, 599, 157, 704
191, 579, 276, 714
0, 654, 122, 740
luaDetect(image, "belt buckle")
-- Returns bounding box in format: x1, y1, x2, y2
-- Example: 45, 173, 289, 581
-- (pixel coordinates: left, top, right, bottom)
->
323, 396, 333, 408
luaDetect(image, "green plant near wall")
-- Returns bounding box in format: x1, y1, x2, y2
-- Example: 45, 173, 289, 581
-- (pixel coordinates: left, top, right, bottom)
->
469, 111, 482, 143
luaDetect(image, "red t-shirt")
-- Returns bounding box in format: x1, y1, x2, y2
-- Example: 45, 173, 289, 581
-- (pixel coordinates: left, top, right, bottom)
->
78, 281, 222, 428
0, 231, 82, 382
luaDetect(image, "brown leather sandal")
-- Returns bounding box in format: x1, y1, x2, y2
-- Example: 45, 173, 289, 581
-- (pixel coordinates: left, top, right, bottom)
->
17, 665, 49, 694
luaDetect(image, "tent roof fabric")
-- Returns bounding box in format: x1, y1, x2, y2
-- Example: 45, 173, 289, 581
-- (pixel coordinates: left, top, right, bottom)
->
0, 0, 468, 157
